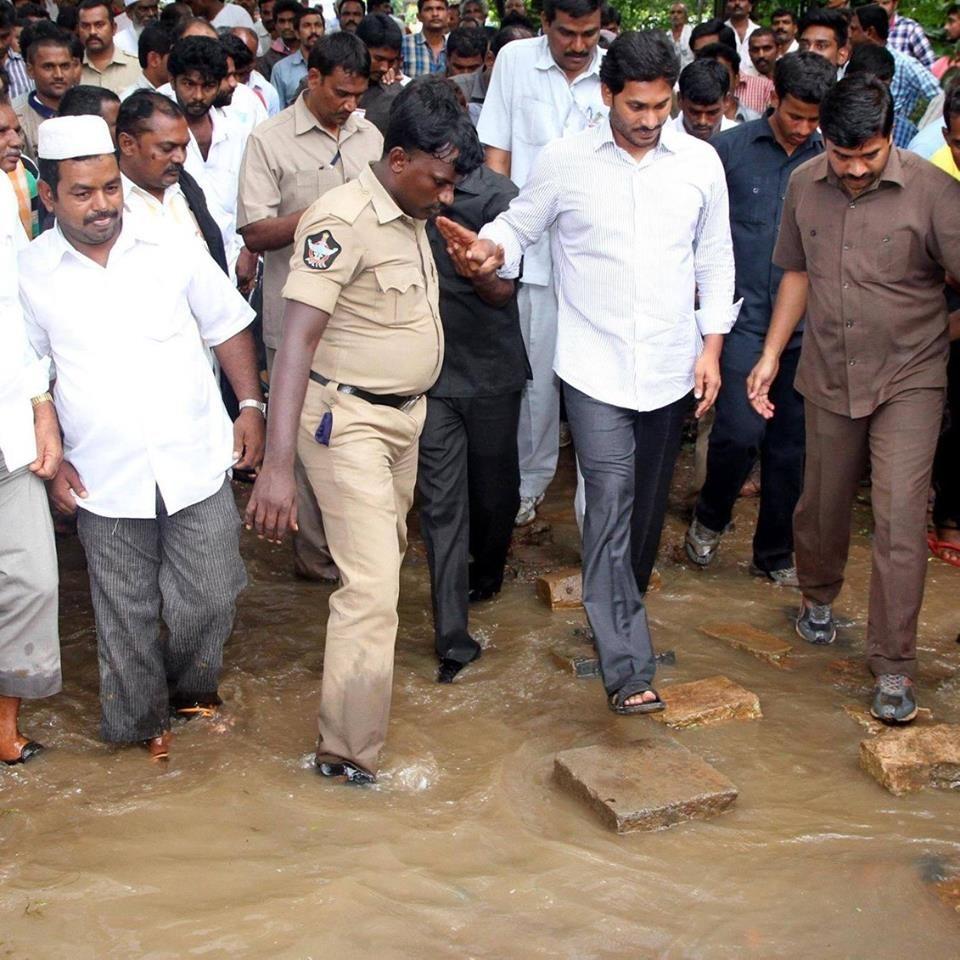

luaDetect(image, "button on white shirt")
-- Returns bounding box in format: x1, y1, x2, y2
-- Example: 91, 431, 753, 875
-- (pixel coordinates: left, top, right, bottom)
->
19, 215, 255, 518
121, 173, 206, 245
0, 175, 48, 471
476, 35, 607, 286
480, 121, 737, 413
726, 17, 761, 76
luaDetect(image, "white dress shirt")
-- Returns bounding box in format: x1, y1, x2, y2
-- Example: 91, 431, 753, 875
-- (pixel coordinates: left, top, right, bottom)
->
120, 72, 157, 100
115, 23, 140, 57
669, 113, 739, 137
122, 173, 206, 246
248, 70, 280, 117
476, 35, 607, 286
479, 121, 737, 413
0, 176, 48, 471
726, 18, 761, 76
225, 80, 269, 134
19, 216, 254, 518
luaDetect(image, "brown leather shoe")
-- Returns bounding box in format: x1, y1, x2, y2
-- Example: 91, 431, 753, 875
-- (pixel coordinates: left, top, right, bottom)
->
142, 732, 172, 761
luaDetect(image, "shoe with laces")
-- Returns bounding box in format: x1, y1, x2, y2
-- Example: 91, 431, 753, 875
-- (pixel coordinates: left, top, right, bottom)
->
684, 518, 723, 567
870, 674, 918, 724
515, 493, 544, 527
795, 601, 836, 645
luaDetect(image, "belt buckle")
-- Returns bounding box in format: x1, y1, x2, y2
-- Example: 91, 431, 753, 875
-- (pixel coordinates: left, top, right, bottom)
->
399, 394, 421, 413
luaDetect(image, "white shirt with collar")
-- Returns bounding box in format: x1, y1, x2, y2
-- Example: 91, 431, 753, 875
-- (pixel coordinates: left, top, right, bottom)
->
225, 80, 270, 134
248, 70, 281, 117
479, 120, 737, 413
726, 17, 761, 76
115, 23, 140, 57
120, 73, 157, 100
0, 175, 49, 472
476, 34, 607, 286
669, 113, 739, 137
121, 173, 206, 246
18, 215, 254, 518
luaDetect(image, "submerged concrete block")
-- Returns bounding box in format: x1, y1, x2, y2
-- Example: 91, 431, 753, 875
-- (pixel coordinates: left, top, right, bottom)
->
842, 703, 934, 736
550, 643, 601, 679
536, 567, 583, 609
653, 676, 761, 729
553, 740, 738, 833
699, 622, 792, 666
859, 724, 960, 796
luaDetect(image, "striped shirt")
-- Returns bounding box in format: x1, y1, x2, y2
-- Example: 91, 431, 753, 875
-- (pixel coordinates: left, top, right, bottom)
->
887, 14, 935, 70
3, 51, 32, 100
401, 31, 446, 77
889, 45, 940, 147
480, 120, 737, 412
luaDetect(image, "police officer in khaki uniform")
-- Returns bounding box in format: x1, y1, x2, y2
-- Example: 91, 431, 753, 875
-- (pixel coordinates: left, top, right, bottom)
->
239, 32, 383, 581
245, 78, 483, 784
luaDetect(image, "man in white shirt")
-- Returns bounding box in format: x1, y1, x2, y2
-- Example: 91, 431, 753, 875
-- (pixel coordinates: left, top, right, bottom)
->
22, 115, 264, 761
672, 57, 738, 140
438, 31, 736, 715
476, 0, 606, 528
119, 22, 172, 98
115, 0, 159, 56
665, 1, 693, 68
191, 0, 255, 30
230, 24, 281, 114
724, 0, 760, 76
0, 150, 61, 767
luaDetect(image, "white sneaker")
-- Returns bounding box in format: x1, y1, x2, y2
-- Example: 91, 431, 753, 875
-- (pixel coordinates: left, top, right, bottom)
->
515, 493, 544, 527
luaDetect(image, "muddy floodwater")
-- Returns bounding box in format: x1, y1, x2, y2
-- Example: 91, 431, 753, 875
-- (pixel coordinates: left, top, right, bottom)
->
2, 445, 959, 959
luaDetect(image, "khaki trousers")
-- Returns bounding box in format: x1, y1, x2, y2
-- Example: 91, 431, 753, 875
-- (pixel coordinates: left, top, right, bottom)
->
266, 348, 335, 578
794, 389, 944, 679
298, 379, 425, 775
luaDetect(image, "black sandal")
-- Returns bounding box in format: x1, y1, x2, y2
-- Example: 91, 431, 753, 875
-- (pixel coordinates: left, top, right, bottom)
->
2, 741, 44, 766
608, 688, 665, 715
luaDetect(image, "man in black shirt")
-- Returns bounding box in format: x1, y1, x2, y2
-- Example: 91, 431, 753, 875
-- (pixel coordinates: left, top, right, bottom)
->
420, 158, 528, 684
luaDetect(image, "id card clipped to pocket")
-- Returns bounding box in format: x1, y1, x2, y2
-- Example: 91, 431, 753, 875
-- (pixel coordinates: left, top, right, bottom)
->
314, 410, 333, 446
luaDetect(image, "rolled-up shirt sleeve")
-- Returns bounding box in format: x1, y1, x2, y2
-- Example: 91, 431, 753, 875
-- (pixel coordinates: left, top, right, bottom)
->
692, 154, 737, 336
478, 143, 561, 280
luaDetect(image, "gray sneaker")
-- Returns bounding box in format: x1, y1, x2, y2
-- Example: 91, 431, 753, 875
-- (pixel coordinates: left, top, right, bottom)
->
684, 518, 723, 567
795, 601, 836, 645
515, 493, 544, 527
870, 674, 918, 724
750, 564, 800, 588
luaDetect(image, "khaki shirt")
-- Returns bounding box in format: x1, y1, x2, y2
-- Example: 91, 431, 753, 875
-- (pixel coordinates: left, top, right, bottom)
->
237, 98, 382, 348
11, 93, 42, 161
283, 165, 443, 396
774, 147, 960, 419
81, 48, 141, 95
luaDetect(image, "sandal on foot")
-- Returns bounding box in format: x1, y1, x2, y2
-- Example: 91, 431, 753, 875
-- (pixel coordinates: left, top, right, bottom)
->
684, 518, 722, 568
2, 741, 44, 766
870, 674, 918, 724
927, 531, 960, 568
608, 688, 666, 715
141, 733, 171, 761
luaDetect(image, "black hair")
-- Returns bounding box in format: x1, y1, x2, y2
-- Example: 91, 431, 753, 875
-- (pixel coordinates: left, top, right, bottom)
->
273, 0, 304, 20
491, 21, 532, 55
21, 21, 71, 63
385, 75, 483, 174
171, 15, 216, 39
678, 57, 729, 104
338, 0, 365, 11
294, 3, 323, 28
696, 40, 740, 74
770, 7, 796, 23
356, 11, 402, 50
690, 18, 736, 51
446, 24, 487, 58
500, 10, 533, 28
416, 0, 447, 10
116, 88, 184, 138
137, 22, 172, 67
307, 30, 371, 75
59, 84, 120, 119
159, 1, 193, 30
749, 26, 775, 43
944, 82, 960, 126
773, 49, 836, 103
16, 3, 48, 20
600, 29, 680, 92
167, 35, 228, 82
798, 8, 849, 48
69, 35, 84, 60
819, 73, 893, 146
845, 42, 894, 82
542, 0, 601, 25
0, 3, 15, 31
600, 2, 620, 28
77, 0, 114, 23
55, 6, 78, 31
948, 3, 960, 16
220, 31, 254, 68
853, 4, 889, 43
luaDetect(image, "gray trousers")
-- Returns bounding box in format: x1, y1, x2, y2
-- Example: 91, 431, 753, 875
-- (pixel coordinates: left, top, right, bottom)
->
0, 451, 60, 699
563, 383, 691, 699
76, 481, 246, 742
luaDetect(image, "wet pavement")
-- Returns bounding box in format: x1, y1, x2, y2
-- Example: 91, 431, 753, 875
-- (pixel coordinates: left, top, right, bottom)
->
2, 445, 959, 958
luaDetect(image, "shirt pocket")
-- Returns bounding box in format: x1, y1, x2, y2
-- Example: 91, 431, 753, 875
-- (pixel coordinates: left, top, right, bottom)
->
374, 264, 425, 325
516, 99, 558, 147
731, 173, 777, 225
866, 226, 915, 284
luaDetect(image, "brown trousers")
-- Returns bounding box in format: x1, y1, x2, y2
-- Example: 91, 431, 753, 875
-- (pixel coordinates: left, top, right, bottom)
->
794, 388, 944, 679
265, 348, 335, 578
298, 379, 424, 776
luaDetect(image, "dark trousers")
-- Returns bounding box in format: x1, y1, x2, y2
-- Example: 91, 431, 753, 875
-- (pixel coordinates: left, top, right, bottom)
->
417, 392, 521, 664
696, 341, 804, 571
76, 482, 247, 742
795, 389, 944, 679
932, 340, 960, 529
563, 382, 690, 698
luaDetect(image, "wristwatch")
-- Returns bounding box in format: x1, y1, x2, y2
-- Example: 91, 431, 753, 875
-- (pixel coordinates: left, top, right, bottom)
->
31, 391, 53, 407
238, 399, 267, 416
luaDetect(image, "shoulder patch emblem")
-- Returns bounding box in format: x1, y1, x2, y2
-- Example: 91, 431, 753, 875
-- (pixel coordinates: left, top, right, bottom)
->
303, 230, 342, 271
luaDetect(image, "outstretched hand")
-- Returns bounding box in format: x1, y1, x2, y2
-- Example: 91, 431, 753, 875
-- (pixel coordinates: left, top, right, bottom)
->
434, 216, 505, 281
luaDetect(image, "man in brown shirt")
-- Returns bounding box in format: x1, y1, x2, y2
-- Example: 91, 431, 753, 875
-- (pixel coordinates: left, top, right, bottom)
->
244, 78, 483, 784
238, 32, 382, 581
748, 75, 960, 723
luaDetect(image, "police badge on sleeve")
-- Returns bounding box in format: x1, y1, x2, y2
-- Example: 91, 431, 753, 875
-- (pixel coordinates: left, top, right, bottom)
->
303, 230, 342, 271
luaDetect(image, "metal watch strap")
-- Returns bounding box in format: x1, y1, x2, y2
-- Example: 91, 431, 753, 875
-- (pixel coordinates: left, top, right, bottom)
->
238, 399, 267, 416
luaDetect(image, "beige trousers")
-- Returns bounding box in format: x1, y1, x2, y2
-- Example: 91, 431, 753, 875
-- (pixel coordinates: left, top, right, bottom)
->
298, 378, 425, 775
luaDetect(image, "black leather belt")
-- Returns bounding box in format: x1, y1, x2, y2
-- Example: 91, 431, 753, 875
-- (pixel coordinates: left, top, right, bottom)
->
309, 370, 422, 411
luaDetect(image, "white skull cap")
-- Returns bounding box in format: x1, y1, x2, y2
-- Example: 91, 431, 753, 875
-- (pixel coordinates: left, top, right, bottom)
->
37, 115, 115, 161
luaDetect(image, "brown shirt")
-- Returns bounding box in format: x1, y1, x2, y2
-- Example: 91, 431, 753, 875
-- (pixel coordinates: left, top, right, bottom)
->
774, 147, 960, 418
81, 48, 141, 96
237, 98, 383, 349
282, 165, 443, 396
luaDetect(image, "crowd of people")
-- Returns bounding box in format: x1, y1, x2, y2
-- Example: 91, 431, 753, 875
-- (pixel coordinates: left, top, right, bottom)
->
0, 0, 957, 785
